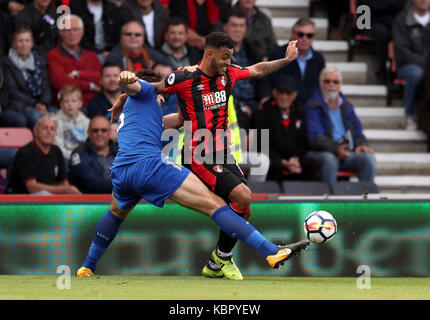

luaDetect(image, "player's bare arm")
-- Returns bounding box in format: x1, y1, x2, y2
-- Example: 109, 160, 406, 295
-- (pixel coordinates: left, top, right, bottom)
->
163, 110, 184, 130
247, 40, 299, 79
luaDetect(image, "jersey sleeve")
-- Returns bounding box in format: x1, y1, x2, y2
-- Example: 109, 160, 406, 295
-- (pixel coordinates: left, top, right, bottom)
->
228, 65, 251, 81
164, 70, 189, 95
131, 79, 157, 100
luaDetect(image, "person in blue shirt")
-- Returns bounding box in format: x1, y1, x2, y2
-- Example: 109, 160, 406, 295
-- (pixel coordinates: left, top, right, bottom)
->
76, 69, 309, 277
305, 66, 377, 186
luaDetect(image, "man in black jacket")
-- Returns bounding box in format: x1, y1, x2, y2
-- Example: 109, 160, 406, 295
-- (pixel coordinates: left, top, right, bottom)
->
269, 18, 325, 107
256, 73, 318, 182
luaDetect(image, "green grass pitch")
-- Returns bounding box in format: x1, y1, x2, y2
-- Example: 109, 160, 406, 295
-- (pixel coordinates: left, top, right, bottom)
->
1, 276, 429, 300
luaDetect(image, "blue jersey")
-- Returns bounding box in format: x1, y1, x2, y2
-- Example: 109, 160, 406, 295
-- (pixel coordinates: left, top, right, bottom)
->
112, 80, 163, 168
109, 79, 190, 209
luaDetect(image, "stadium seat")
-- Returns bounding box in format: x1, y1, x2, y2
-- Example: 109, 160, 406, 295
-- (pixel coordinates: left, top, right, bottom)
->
0, 128, 33, 149
386, 40, 405, 106
248, 181, 281, 194
281, 181, 331, 195
330, 181, 379, 195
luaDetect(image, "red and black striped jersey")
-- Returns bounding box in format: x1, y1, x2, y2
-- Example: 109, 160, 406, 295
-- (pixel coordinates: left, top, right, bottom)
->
164, 65, 250, 157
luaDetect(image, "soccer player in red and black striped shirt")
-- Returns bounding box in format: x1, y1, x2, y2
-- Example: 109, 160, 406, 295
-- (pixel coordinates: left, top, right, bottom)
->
110, 32, 299, 280
162, 32, 298, 280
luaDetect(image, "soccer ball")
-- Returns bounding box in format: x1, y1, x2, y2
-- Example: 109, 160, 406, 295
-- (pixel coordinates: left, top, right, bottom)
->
303, 211, 337, 244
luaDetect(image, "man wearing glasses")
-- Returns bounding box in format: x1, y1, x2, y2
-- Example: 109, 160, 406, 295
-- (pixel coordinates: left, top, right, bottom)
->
269, 18, 325, 107
69, 116, 118, 193
105, 20, 171, 72
304, 66, 376, 186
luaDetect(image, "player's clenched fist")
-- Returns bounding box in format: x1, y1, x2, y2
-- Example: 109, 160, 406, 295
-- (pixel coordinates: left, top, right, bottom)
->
285, 40, 299, 62
118, 71, 139, 85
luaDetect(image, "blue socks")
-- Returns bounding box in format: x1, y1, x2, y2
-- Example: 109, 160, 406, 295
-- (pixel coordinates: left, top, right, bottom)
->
211, 205, 279, 258
82, 210, 123, 271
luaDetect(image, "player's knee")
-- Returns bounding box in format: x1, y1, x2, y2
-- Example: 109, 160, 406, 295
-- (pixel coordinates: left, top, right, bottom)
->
231, 184, 252, 209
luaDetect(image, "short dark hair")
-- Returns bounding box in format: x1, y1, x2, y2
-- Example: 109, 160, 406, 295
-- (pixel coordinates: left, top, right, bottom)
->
221, 7, 247, 25
135, 69, 162, 83
102, 61, 122, 72
12, 25, 33, 42
292, 18, 315, 33
164, 17, 188, 32
205, 32, 234, 50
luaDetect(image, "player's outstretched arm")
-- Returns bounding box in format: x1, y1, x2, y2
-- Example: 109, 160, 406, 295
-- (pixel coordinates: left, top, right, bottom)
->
247, 40, 298, 79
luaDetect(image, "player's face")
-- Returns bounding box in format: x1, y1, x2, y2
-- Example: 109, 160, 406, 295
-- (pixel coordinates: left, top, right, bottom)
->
165, 24, 187, 50
321, 72, 341, 101
101, 66, 121, 94
210, 47, 233, 75
34, 119, 56, 147
88, 117, 110, 149
223, 16, 247, 44
292, 24, 315, 53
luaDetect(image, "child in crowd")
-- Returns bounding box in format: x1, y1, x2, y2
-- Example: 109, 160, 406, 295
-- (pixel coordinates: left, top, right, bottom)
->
54, 85, 90, 166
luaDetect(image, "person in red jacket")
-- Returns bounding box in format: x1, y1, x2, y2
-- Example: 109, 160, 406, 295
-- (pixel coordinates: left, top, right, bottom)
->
46, 14, 101, 106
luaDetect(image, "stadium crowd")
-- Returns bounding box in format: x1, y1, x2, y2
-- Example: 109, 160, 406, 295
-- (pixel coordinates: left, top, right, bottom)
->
0, 0, 428, 195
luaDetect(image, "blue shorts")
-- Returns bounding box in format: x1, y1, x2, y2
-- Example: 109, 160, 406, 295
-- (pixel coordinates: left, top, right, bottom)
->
110, 156, 190, 209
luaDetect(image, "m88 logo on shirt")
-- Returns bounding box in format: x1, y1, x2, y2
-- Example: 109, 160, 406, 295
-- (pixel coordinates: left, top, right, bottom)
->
202, 90, 227, 108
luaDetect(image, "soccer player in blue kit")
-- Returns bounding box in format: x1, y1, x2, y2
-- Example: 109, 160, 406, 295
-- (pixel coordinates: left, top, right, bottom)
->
76, 70, 309, 278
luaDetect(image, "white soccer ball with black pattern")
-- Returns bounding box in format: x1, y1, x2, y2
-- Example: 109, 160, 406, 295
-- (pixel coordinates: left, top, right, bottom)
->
303, 211, 337, 244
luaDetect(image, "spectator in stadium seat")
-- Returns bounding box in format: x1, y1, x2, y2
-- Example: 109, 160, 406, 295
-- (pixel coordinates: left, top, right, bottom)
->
305, 66, 376, 186
69, 0, 128, 63
5, 112, 81, 194
54, 85, 90, 166
168, 0, 229, 51
86, 61, 122, 119
222, 7, 270, 118
357, 0, 407, 83
121, 0, 168, 50
269, 18, 325, 108
69, 116, 117, 193
234, 0, 277, 60
46, 14, 102, 106
2, 26, 55, 129
393, 0, 430, 130
160, 17, 203, 69
15, 0, 61, 55
105, 20, 171, 71
256, 73, 318, 183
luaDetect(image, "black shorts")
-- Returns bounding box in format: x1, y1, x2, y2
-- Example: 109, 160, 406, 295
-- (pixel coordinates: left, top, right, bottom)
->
183, 152, 247, 201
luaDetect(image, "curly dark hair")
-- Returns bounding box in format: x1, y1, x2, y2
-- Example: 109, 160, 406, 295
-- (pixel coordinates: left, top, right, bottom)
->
134, 69, 162, 83
205, 32, 234, 50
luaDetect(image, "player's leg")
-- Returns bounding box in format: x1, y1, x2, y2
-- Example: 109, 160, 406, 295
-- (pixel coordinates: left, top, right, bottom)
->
169, 171, 310, 272
77, 195, 136, 277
